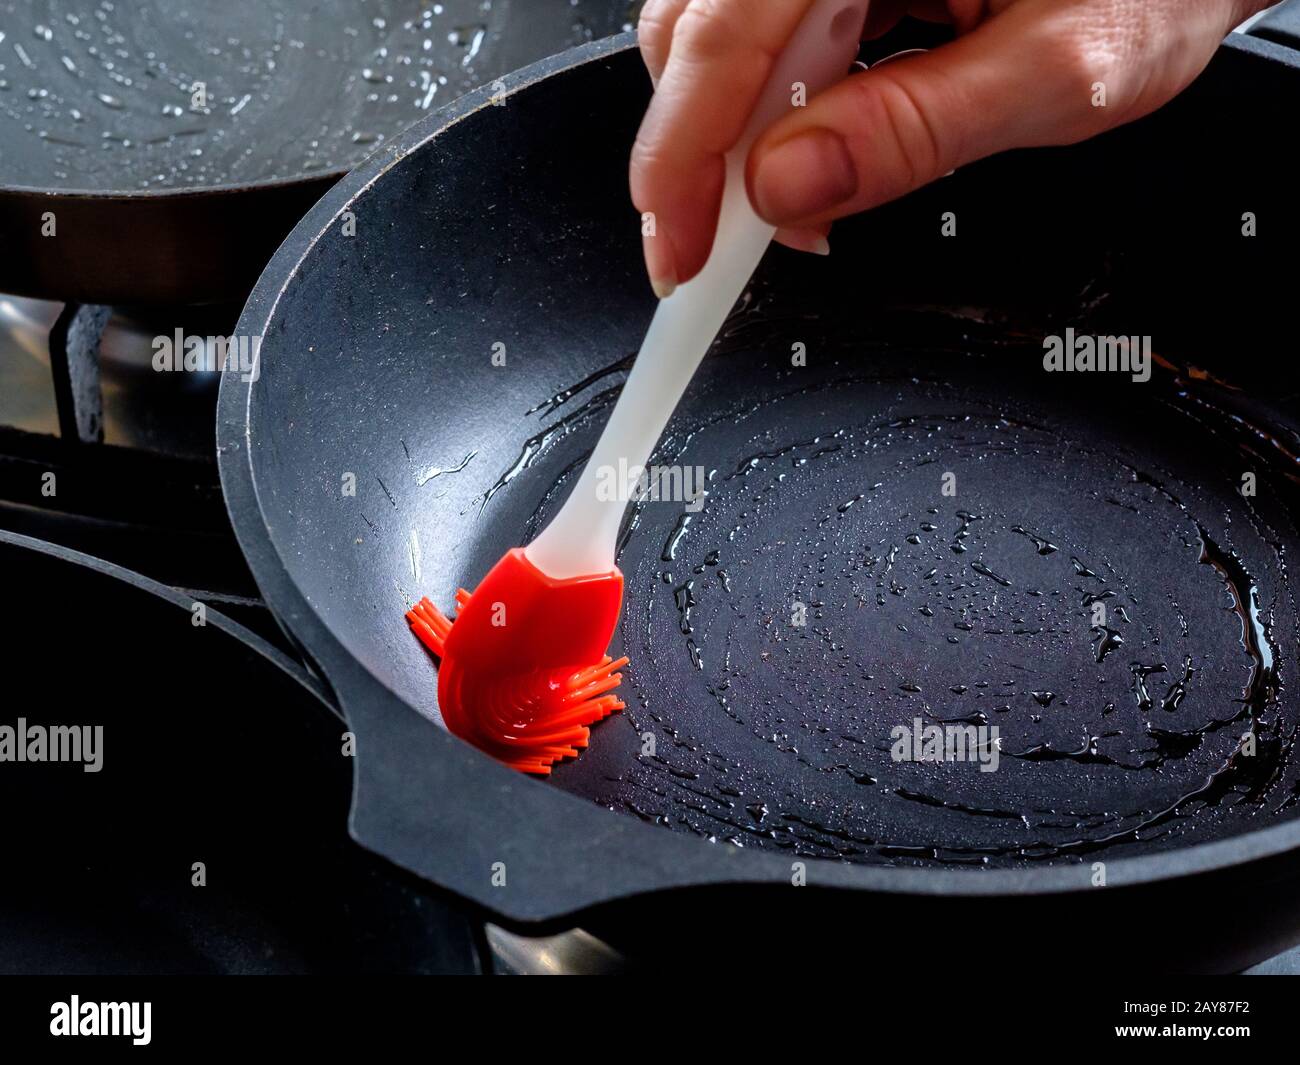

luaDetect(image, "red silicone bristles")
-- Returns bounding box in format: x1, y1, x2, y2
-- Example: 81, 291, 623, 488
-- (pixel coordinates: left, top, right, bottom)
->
404, 558, 626, 774
404, 596, 455, 656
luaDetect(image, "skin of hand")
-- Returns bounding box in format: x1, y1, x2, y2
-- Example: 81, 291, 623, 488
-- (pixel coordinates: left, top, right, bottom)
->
631, 0, 1271, 298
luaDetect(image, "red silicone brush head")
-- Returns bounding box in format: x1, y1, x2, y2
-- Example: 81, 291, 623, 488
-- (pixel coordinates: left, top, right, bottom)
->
404, 549, 628, 774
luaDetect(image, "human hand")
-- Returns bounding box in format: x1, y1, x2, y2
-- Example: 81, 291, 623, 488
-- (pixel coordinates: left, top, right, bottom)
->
631, 0, 1268, 297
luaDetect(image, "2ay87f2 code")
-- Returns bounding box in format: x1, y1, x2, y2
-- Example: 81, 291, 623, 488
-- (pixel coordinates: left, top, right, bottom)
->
1125, 1001, 1250, 1015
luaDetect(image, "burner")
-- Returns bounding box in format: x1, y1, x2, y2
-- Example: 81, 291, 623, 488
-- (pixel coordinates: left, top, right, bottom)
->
0, 294, 235, 458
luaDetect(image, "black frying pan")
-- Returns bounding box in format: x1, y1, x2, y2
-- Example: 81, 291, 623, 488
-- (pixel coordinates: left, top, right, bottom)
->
0, 530, 484, 973
0, 0, 635, 304
219, 27, 1300, 971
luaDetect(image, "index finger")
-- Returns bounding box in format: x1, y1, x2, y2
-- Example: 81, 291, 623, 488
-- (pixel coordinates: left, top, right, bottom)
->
630, 0, 820, 294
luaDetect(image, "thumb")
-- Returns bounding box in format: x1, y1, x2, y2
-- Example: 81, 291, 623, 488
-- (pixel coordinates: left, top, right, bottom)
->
745, 2, 1118, 227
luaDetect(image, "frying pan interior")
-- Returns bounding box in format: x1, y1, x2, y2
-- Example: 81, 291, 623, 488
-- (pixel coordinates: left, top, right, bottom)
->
234, 38, 1300, 875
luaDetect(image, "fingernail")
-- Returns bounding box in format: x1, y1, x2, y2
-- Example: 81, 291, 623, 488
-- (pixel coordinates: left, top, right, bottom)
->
643, 229, 677, 300
777, 227, 831, 256
751, 128, 858, 225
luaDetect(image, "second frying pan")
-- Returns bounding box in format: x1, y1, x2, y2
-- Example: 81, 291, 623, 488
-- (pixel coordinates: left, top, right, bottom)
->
0, 0, 635, 304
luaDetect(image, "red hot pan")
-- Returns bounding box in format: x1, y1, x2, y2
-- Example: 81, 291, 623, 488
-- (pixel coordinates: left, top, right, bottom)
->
0, 0, 634, 305
219, 31, 1300, 971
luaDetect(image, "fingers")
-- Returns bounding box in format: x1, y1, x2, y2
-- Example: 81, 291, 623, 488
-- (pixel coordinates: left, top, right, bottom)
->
637, 0, 692, 87
865, 0, 960, 38
945, 0, 992, 35
745, 0, 1252, 231
745, 1, 1127, 230
774, 223, 832, 256
636, 0, 1252, 293
631, 0, 820, 297
860, 0, 912, 40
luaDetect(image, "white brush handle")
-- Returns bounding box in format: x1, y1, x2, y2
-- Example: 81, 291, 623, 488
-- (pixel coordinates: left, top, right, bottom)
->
527, 0, 871, 579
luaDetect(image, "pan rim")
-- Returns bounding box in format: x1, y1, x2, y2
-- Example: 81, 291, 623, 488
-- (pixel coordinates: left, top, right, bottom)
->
217, 30, 1300, 920
0, 169, 348, 202
0, 528, 336, 712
